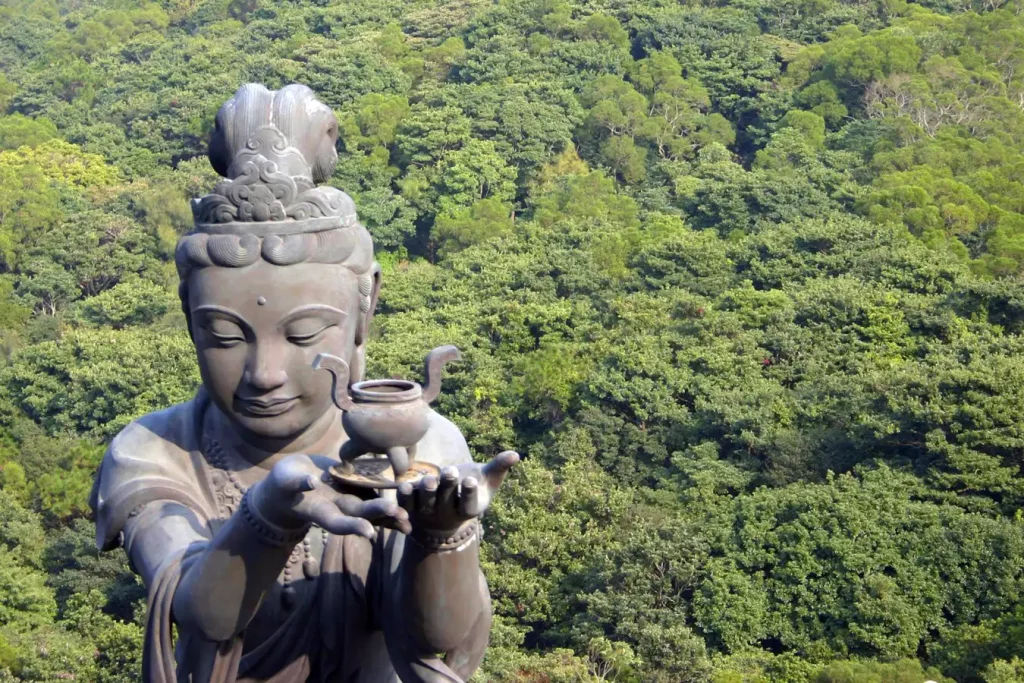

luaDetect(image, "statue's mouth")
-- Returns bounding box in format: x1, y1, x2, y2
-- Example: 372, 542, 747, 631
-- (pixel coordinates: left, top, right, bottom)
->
237, 396, 299, 417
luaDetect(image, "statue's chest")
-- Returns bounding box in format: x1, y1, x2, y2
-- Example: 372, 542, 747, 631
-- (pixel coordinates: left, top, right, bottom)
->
201, 439, 331, 620
207, 467, 246, 516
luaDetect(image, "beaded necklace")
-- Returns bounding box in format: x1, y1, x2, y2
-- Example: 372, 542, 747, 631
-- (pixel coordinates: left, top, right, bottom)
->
203, 435, 329, 608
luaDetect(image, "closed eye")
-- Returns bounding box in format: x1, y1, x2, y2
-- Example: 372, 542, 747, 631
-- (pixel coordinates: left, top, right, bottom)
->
204, 327, 245, 347
287, 325, 333, 346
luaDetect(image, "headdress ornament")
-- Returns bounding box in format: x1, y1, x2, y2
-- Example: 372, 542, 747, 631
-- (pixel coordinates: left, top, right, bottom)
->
191, 83, 357, 235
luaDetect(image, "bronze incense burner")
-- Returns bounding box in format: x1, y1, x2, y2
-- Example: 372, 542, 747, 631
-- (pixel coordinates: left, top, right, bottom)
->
313, 345, 461, 488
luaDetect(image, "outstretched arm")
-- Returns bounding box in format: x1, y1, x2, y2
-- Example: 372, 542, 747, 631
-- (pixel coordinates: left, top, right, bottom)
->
380, 528, 494, 682
376, 418, 518, 681
125, 498, 298, 641
123, 455, 408, 643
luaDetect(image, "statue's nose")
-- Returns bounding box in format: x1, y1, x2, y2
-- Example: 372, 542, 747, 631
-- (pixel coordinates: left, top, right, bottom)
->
246, 343, 288, 391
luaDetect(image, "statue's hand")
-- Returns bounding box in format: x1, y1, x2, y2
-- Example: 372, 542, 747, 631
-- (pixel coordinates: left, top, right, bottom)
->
252, 453, 412, 540
397, 451, 519, 534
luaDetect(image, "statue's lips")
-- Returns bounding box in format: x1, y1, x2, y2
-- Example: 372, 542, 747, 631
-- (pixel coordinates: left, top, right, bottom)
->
237, 396, 299, 417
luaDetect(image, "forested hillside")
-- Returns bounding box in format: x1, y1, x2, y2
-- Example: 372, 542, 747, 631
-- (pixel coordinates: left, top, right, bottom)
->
2, 0, 1024, 680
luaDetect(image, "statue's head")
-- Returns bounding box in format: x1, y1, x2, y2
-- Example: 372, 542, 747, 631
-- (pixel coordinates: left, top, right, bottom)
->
176, 83, 379, 443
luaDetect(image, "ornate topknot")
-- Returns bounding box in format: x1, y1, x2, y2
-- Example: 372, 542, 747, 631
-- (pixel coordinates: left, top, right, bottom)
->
191, 83, 358, 235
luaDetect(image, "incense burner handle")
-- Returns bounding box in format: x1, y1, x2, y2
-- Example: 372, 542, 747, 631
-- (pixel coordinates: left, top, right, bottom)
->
312, 353, 355, 411
422, 345, 462, 404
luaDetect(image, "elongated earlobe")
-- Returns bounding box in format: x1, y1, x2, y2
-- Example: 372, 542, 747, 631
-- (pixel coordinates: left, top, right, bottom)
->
349, 345, 366, 384
355, 262, 382, 347
180, 282, 195, 342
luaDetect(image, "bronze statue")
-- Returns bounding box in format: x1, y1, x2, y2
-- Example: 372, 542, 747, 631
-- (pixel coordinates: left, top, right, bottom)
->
89, 83, 519, 682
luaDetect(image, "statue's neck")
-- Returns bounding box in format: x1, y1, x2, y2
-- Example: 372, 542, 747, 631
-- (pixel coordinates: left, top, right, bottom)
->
206, 404, 344, 471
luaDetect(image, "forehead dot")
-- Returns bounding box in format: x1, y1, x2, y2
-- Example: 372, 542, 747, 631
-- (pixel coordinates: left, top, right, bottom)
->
257, 296, 267, 306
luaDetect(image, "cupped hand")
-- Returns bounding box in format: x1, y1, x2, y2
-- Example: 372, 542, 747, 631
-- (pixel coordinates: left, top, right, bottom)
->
251, 453, 412, 540
397, 450, 519, 534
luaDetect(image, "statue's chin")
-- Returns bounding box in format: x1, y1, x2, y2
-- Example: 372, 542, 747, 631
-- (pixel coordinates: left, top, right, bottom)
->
221, 400, 337, 451
232, 415, 310, 443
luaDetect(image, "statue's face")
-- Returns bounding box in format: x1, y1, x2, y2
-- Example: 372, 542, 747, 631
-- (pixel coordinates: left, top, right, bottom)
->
187, 260, 362, 442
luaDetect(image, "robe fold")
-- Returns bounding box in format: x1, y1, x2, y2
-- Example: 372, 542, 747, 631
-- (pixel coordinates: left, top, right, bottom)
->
90, 391, 480, 682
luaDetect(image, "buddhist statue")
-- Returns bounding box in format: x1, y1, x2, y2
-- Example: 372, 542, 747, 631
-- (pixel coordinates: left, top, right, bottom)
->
89, 83, 518, 683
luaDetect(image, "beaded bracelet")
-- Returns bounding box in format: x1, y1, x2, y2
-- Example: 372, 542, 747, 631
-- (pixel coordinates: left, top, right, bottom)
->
409, 520, 481, 552
239, 491, 310, 548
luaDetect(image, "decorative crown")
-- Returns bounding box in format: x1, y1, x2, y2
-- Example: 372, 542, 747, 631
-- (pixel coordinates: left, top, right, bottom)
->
190, 83, 358, 235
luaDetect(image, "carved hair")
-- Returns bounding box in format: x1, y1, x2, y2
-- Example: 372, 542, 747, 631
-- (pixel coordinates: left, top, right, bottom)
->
177, 83, 379, 319
209, 83, 338, 183
175, 226, 376, 312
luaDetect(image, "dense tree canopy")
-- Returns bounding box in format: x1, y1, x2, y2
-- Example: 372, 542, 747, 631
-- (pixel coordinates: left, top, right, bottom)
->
2, 0, 1024, 680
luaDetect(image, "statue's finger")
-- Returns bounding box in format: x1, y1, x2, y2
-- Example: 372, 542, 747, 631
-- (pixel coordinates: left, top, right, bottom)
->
436, 466, 459, 512
386, 514, 412, 535
367, 499, 408, 526
482, 451, 520, 490
332, 494, 362, 517
382, 507, 412, 535
417, 475, 439, 517
305, 499, 370, 540
352, 497, 410, 534
273, 458, 318, 495
459, 476, 481, 518
397, 482, 415, 511
336, 496, 396, 520
324, 513, 377, 541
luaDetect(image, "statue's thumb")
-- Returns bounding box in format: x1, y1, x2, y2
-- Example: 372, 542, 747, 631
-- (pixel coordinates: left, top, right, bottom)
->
274, 462, 319, 494
484, 451, 520, 489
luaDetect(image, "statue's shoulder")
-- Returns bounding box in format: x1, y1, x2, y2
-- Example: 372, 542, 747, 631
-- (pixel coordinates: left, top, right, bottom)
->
92, 394, 212, 551
108, 395, 204, 462
417, 410, 472, 468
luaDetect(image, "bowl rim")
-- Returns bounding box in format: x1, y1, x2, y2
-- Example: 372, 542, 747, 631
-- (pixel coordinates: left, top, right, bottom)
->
350, 379, 423, 403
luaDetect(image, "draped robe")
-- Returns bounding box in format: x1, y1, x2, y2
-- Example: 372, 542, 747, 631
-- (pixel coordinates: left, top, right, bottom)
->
90, 391, 489, 682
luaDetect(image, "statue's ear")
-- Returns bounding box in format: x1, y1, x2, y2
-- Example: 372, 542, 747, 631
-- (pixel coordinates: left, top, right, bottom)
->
350, 262, 381, 384
355, 262, 382, 347
180, 283, 195, 342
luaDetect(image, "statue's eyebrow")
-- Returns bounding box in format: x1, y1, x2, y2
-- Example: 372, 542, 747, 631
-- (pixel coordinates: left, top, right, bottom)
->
278, 304, 347, 326
191, 305, 253, 332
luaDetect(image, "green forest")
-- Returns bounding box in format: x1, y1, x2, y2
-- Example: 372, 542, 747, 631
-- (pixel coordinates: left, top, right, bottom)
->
4, 0, 1024, 679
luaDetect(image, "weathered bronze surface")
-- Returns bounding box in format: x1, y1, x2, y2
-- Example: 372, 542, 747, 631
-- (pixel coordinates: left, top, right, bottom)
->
89, 83, 518, 683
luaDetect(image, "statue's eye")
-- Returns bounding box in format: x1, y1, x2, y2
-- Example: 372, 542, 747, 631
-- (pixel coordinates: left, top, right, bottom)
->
286, 322, 333, 346
204, 320, 245, 346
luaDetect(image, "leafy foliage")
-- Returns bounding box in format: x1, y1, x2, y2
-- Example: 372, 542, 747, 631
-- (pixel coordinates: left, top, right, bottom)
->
1, 0, 1024, 680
